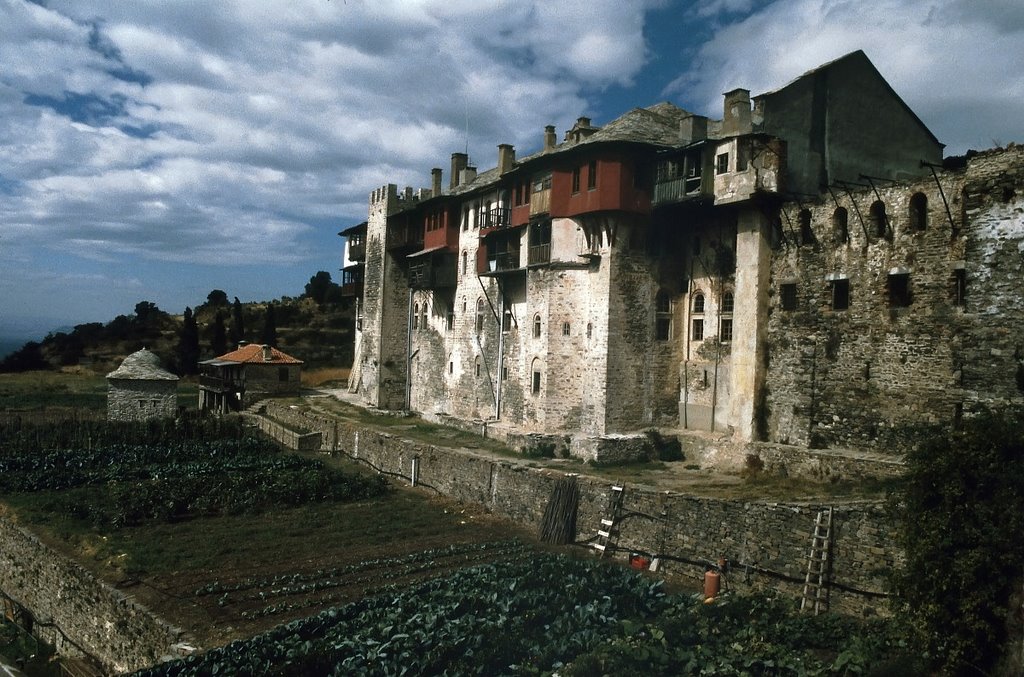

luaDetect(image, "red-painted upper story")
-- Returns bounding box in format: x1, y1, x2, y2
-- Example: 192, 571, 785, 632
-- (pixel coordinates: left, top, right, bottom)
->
550, 152, 651, 217
422, 203, 458, 250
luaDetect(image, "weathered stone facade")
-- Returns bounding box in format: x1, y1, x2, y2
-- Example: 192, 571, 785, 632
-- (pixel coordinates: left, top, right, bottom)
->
346, 49, 1020, 462
106, 349, 178, 422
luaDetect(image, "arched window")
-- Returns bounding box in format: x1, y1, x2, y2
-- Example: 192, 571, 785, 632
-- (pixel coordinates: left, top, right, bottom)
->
909, 192, 928, 231
461, 250, 468, 275
586, 322, 593, 338
721, 291, 734, 314
475, 298, 485, 333
562, 322, 571, 336
533, 314, 542, 338
420, 300, 427, 329
412, 302, 420, 330
531, 357, 543, 394
832, 207, 849, 244
655, 289, 672, 341
799, 209, 814, 245
870, 200, 887, 238
692, 292, 705, 314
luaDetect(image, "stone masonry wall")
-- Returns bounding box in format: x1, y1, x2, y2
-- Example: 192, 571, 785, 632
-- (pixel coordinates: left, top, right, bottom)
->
764, 146, 1024, 452
0, 517, 191, 674
106, 380, 177, 422
260, 401, 899, 615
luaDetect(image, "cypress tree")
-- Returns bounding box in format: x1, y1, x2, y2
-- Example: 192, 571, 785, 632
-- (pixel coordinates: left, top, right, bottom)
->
177, 307, 200, 375
211, 310, 227, 356
261, 303, 277, 347
229, 297, 245, 347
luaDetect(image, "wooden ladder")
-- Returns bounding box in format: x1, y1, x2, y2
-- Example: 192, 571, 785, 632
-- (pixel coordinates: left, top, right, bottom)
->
801, 506, 833, 615
593, 485, 625, 557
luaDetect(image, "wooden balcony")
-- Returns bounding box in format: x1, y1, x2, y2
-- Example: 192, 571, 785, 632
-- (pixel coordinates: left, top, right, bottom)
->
481, 249, 523, 276
527, 243, 551, 266
481, 207, 510, 230
387, 224, 423, 252
347, 240, 366, 261
408, 259, 456, 289
652, 176, 706, 206
199, 374, 242, 393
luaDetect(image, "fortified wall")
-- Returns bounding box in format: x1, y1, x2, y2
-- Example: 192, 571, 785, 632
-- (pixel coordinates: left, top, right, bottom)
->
261, 402, 900, 616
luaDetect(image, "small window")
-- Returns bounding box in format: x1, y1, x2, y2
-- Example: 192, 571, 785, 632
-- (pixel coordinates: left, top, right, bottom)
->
278, 367, 289, 382
889, 273, 912, 307
562, 322, 571, 336
799, 209, 814, 245
830, 279, 850, 311
692, 318, 704, 341
909, 192, 928, 231
953, 269, 966, 308
721, 291, 734, 314
502, 309, 512, 332
476, 298, 485, 333
501, 365, 509, 380
587, 160, 597, 189
780, 283, 797, 311
832, 207, 849, 244
720, 318, 733, 343
461, 251, 468, 275
716, 152, 729, 175
571, 166, 581, 193
870, 201, 887, 238
445, 307, 454, 331
655, 290, 672, 341
533, 314, 542, 338
449, 360, 454, 375
420, 302, 427, 329
586, 322, 592, 338
413, 302, 420, 330
532, 370, 541, 394
692, 292, 705, 314
475, 358, 481, 378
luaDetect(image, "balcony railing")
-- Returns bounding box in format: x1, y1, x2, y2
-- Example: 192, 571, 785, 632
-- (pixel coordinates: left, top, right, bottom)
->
347, 241, 366, 261
527, 243, 551, 265
387, 226, 424, 251
652, 175, 706, 206
481, 207, 510, 230
409, 261, 456, 289
199, 374, 242, 392
483, 250, 522, 274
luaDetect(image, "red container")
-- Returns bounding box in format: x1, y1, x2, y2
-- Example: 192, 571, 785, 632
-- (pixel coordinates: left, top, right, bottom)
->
629, 554, 651, 570
703, 571, 721, 599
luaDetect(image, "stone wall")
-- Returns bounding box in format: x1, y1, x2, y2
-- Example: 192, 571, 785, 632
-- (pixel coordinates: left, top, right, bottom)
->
259, 401, 899, 615
763, 145, 1024, 452
0, 517, 191, 674
106, 380, 177, 422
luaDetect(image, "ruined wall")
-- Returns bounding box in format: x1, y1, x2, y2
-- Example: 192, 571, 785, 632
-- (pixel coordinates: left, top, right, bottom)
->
106, 380, 177, 422
258, 402, 899, 616
0, 518, 190, 674
764, 146, 1024, 451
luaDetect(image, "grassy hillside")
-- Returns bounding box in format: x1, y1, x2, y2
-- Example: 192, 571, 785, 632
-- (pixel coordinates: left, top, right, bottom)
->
1, 287, 356, 376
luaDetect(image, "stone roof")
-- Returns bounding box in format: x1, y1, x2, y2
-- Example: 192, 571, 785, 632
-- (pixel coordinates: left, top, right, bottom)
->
106, 348, 179, 381
204, 344, 303, 365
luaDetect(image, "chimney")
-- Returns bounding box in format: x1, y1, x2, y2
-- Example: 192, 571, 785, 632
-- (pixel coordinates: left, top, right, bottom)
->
679, 115, 708, 144
497, 144, 515, 174
450, 152, 468, 188
262, 345, 272, 362
543, 125, 556, 152
238, 340, 248, 349
460, 165, 477, 185
431, 167, 442, 197
403, 186, 413, 201
577, 116, 591, 128
722, 88, 751, 136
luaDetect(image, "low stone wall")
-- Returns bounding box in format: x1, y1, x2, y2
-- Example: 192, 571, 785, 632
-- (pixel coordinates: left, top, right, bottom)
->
259, 401, 900, 615
0, 517, 193, 674
248, 412, 323, 451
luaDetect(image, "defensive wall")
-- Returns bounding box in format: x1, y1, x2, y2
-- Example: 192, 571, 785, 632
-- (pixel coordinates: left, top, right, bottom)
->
260, 401, 901, 616
0, 517, 193, 674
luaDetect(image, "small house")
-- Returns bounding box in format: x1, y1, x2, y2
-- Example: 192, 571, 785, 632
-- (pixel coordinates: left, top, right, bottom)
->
198, 343, 303, 413
106, 348, 179, 421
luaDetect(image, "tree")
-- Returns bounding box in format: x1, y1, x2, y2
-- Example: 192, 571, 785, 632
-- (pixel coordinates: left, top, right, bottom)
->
229, 297, 245, 347
261, 303, 277, 347
894, 408, 1024, 675
304, 271, 339, 305
210, 311, 227, 356
0, 341, 48, 373
177, 307, 200, 375
206, 289, 229, 306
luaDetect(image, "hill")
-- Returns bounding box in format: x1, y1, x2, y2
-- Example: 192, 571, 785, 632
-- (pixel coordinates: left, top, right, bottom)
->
0, 274, 356, 375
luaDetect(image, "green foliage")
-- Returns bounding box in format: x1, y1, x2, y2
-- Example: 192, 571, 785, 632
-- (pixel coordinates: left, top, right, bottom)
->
0, 419, 388, 527
893, 407, 1024, 675
135, 555, 907, 677
229, 297, 246, 346
1, 618, 59, 676
304, 271, 343, 305
0, 340, 49, 372
261, 303, 278, 347
206, 289, 229, 306
176, 306, 200, 375
209, 310, 228, 356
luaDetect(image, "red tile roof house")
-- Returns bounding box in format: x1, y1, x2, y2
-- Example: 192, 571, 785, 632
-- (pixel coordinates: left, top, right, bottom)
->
198, 343, 303, 413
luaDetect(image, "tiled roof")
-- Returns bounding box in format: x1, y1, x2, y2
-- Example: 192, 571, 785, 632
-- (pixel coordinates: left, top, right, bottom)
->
209, 344, 303, 365
106, 348, 179, 381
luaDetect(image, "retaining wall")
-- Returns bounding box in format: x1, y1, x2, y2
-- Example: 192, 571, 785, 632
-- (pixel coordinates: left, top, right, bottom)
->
0, 518, 193, 674
260, 401, 900, 615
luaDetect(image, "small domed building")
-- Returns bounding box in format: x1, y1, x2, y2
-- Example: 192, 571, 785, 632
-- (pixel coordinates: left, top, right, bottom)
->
105, 348, 179, 421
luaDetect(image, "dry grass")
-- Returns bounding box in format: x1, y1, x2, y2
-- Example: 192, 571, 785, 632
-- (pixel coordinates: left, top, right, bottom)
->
302, 367, 350, 388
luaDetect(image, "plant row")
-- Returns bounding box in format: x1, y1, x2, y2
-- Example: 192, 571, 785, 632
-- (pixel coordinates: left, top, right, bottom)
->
132, 553, 912, 676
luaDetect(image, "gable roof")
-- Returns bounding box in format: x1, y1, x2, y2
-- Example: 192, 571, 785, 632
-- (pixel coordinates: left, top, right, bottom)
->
106, 348, 179, 381
205, 343, 303, 365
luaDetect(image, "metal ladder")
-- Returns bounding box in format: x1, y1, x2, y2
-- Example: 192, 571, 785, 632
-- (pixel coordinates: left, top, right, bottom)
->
801, 506, 833, 615
593, 485, 625, 557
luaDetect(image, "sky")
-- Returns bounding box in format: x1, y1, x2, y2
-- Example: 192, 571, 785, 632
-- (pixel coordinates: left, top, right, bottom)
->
1, 0, 1022, 341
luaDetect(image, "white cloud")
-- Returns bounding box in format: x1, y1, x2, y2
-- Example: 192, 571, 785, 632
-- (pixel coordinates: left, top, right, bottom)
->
665, 0, 1024, 154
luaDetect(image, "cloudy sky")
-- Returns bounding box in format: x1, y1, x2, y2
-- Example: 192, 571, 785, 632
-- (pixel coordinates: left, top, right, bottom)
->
1, 0, 1022, 340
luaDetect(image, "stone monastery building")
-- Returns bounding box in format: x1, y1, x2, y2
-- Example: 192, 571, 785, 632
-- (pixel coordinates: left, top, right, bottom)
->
344, 51, 1024, 460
